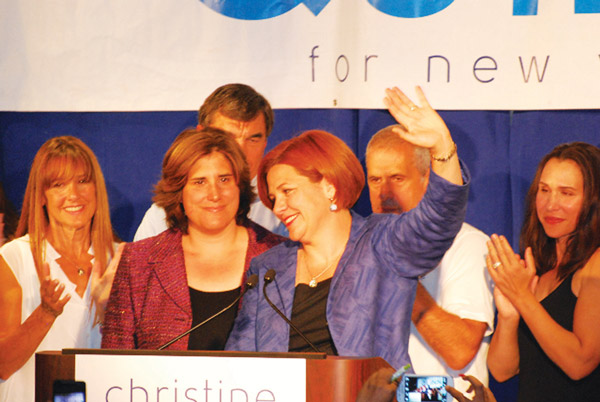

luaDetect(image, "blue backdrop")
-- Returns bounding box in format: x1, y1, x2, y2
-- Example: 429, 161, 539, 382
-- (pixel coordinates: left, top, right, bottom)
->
4, 109, 598, 244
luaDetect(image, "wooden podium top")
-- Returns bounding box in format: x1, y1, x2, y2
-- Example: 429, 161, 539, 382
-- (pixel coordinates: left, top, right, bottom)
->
36, 349, 391, 402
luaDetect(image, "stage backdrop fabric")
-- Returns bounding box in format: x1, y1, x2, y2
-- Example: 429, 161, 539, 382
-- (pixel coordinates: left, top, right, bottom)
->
2, 109, 599, 245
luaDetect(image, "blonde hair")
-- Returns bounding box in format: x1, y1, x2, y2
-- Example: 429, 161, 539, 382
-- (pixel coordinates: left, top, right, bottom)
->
16, 136, 116, 280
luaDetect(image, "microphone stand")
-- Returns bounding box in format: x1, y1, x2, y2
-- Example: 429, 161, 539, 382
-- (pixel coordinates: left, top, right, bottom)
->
157, 274, 258, 350
263, 269, 321, 353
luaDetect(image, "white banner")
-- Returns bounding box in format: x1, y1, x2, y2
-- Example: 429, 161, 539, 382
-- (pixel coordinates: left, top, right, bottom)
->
75, 354, 306, 402
1, 0, 599, 111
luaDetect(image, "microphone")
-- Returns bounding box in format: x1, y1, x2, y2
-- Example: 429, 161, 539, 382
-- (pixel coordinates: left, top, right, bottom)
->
157, 273, 259, 350
262, 269, 321, 353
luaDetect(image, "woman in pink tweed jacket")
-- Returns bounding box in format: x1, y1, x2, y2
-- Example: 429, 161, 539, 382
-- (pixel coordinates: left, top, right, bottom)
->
101, 128, 284, 350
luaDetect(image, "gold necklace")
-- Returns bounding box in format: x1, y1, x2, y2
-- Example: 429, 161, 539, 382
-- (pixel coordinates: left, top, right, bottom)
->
56, 251, 92, 276
303, 248, 345, 288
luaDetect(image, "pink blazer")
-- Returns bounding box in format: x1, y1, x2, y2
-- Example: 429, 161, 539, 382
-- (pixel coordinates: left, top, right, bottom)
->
101, 221, 284, 350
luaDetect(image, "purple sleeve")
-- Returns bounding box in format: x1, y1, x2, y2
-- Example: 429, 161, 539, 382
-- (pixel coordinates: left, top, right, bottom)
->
101, 244, 136, 349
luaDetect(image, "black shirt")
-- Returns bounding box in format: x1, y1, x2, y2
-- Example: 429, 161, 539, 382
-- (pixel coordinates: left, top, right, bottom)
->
187, 286, 241, 350
517, 273, 600, 402
288, 278, 337, 355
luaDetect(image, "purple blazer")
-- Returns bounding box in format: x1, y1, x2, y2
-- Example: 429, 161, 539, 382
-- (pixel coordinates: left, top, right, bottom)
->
226, 167, 470, 369
101, 221, 284, 350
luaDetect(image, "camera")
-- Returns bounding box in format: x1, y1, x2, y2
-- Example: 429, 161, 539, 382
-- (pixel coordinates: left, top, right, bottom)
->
396, 374, 453, 402
52, 380, 86, 402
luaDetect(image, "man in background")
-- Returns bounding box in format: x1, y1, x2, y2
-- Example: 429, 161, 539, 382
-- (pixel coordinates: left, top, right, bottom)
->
365, 125, 494, 394
134, 83, 286, 240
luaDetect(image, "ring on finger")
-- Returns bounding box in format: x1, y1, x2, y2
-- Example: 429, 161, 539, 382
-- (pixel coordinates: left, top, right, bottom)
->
492, 261, 502, 269
409, 105, 417, 111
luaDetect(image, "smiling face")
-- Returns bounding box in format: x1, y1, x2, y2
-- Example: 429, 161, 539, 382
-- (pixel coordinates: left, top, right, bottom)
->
44, 168, 97, 233
535, 158, 584, 245
182, 151, 240, 236
366, 144, 429, 214
266, 164, 332, 244
209, 112, 267, 180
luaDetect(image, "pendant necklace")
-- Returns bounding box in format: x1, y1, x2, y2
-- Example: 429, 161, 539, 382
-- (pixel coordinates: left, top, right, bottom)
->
304, 248, 345, 288
308, 260, 335, 288
56, 251, 91, 276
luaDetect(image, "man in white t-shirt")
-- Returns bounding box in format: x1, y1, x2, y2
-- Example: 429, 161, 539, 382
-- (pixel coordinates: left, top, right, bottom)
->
134, 84, 287, 241
365, 125, 495, 395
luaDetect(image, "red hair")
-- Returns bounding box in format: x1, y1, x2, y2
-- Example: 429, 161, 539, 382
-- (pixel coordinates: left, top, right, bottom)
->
257, 130, 364, 210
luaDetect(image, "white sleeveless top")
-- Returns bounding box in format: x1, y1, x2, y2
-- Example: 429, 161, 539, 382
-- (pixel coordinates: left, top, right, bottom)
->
0, 235, 102, 402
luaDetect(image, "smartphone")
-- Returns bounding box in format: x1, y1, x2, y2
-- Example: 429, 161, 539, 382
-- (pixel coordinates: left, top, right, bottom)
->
396, 374, 453, 402
52, 380, 86, 402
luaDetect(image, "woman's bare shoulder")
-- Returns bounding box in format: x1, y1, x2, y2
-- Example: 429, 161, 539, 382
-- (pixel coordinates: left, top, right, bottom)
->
574, 248, 600, 296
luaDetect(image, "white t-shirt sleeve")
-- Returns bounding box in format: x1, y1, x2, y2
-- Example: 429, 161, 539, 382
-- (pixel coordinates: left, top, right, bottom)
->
133, 203, 169, 241
426, 224, 495, 334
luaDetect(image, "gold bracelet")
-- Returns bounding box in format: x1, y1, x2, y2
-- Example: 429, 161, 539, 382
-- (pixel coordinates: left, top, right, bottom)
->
431, 142, 457, 162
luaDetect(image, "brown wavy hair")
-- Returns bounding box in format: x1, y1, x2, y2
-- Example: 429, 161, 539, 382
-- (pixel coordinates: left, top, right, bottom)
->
16, 136, 117, 280
257, 130, 365, 210
197, 83, 274, 137
153, 127, 254, 234
520, 142, 600, 280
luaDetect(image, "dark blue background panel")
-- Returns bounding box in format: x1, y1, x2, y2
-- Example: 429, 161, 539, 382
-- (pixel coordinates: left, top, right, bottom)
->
2, 111, 196, 241
509, 110, 600, 245
1, 109, 514, 242
1, 110, 359, 241
3, 109, 596, 246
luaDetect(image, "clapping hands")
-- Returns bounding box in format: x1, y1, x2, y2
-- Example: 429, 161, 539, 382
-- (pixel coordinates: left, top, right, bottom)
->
486, 234, 538, 314
40, 262, 70, 318
91, 242, 125, 326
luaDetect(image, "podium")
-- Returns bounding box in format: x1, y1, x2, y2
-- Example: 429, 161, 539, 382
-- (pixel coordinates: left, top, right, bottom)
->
36, 349, 391, 402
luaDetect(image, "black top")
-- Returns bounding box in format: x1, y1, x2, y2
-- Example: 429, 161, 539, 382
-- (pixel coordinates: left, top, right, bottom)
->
187, 286, 241, 351
288, 278, 337, 355
517, 272, 600, 402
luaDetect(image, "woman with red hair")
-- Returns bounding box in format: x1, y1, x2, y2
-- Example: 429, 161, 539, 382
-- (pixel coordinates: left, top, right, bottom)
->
226, 87, 469, 369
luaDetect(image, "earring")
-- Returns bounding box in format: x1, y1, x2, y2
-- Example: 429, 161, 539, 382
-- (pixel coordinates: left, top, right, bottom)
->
329, 198, 338, 212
